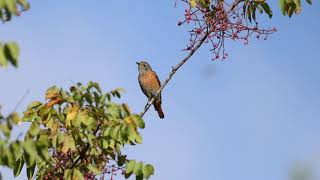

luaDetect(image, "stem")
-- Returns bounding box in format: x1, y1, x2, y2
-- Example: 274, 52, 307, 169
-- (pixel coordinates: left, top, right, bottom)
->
140, 32, 208, 117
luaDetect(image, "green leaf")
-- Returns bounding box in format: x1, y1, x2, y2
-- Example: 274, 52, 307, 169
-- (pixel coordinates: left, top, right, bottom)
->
0, 46, 8, 67
8, 112, 21, 124
61, 135, 76, 153
36, 146, 49, 161
36, 132, 50, 161
52, 131, 64, 148
126, 160, 136, 174
13, 156, 24, 177
135, 134, 142, 144
122, 103, 131, 117
0, 0, 5, 8
287, 3, 294, 17
257, 5, 263, 14
111, 88, 125, 98
17, 0, 30, 10
103, 127, 111, 137
117, 154, 127, 166
0, 123, 11, 138
100, 93, 108, 104
251, 3, 256, 21
247, 5, 252, 22
3, 42, 19, 67
109, 139, 115, 149
190, 0, 197, 7
199, 0, 210, 8
72, 168, 84, 180
260, 3, 273, 18
294, 0, 301, 8
28, 121, 40, 136
136, 175, 143, 180
45, 86, 60, 100
132, 115, 145, 129
133, 162, 143, 176
23, 140, 36, 167
84, 93, 93, 104
86, 133, 95, 147
88, 81, 102, 93
306, 0, 312, 5
63, 169, 72, 180
111, 125, 121, 139
3, 149, 16, 168
26, 163, 35, 179
44, 115, 53, 128
9, 141, 22, 159
142, 164, 154, 179
27, 101, 42, 110
88, 164, 101, 175
120, 123, 128, 139
102, 139, 109, 148
279, 0, 286, 15
6, 1, 17, 15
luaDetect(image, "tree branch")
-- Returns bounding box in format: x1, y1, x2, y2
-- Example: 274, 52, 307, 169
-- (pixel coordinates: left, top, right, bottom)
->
140, 32, 208, 118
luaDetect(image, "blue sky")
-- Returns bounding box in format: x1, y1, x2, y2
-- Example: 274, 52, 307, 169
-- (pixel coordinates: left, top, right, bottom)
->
1, 1, 320, 180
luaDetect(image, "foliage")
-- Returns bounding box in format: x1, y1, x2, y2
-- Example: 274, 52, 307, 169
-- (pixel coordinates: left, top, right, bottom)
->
0, 42, 20, 68
0, 0, 30, 68
0, 0, 30, 22
0, 0, 315, 179
278, 0, 312, 17
0, 82, 154, 179
178, 0, 312, 60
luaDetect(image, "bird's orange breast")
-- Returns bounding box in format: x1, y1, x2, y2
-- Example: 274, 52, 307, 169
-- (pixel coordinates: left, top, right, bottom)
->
139, 71, 161, 94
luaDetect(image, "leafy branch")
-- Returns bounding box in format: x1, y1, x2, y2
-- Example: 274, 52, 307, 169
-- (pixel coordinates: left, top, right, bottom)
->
141, 0, 277, 117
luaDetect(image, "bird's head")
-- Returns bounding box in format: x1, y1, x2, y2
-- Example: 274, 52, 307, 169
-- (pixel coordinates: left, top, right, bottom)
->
136, 61, 152, 74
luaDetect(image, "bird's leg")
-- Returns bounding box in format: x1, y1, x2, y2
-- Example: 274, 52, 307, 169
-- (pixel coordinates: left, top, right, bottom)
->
147, 93, 156, 106
147, 95, 153, 106
147, 98, 152, 106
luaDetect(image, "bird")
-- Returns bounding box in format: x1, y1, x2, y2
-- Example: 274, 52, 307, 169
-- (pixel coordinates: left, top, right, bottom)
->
137, 61, 164, 119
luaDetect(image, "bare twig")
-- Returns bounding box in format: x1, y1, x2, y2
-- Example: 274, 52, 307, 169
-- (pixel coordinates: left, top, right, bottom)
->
140, 32, 208, 118
228, 0, 243, 13
12, 89, 29, 112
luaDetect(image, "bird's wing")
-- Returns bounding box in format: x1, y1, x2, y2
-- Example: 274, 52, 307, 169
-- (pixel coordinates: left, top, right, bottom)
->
153, 71, 162, 102
154, 71, 161, 87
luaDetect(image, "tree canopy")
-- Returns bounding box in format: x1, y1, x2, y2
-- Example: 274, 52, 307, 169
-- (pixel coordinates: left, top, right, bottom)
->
0, 0, 314, 179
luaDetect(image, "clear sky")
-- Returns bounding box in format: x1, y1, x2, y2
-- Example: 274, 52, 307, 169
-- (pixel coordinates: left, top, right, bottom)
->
0, 1, 320, 180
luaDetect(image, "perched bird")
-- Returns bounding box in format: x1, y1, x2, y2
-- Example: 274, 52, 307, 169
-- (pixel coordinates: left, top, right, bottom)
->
137, 61, 164, 119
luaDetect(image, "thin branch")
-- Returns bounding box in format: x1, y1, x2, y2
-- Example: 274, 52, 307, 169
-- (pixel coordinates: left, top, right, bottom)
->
228, 0, 243, 13
11, 89, 29, 112
140, 32, 208, 118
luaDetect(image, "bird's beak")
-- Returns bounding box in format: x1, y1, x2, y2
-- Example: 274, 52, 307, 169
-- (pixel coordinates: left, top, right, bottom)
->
136, 62, 139, 65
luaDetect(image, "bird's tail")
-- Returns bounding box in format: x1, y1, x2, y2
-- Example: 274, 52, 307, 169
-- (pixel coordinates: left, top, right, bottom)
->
154, 99, 164, 119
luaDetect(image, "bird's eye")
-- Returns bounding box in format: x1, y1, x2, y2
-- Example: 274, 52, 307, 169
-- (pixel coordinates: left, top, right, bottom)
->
143, 64, 146, 67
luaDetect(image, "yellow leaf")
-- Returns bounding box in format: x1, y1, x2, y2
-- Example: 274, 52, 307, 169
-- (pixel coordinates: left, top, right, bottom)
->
190, 0, 197, 7
66, 105, 80, 127
61, 143, 69, 154
61, 135, 76, 153
125, 116, 134, 125
50, 121, 59, 136
45, 87, 60, 100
